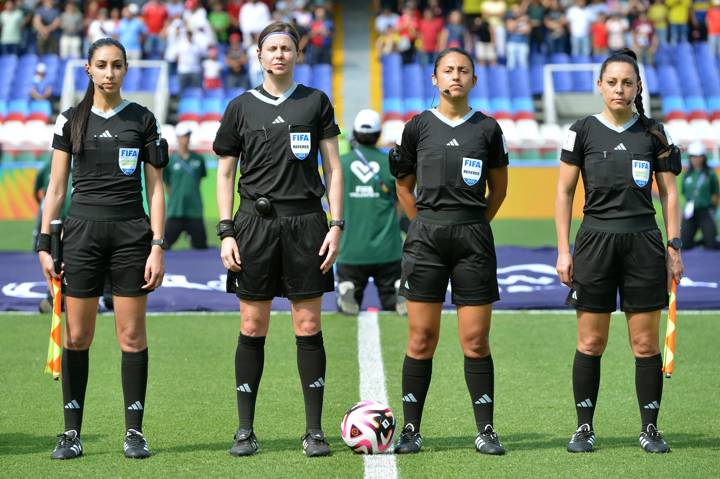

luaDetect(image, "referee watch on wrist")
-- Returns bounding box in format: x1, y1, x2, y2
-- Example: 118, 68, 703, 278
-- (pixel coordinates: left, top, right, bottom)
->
151, 238, 165, 248
329, 219, 345, 231
667, 237, 682, 251
216, 220, 235, 239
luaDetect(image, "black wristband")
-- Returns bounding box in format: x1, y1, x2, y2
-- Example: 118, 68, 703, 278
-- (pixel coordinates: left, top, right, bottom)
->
36, 233, 51, 253
217, 219, 235, 239
220, 229, 235, 240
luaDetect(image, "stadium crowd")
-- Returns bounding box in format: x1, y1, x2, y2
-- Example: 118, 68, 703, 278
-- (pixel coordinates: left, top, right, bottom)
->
375, 0, 720, 67
0, 0, 336, 90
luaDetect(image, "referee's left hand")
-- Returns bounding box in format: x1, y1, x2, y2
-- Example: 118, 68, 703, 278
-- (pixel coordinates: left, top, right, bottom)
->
666, 248, 683, 292
319, 226, 342, 274
142, 246, 165, 290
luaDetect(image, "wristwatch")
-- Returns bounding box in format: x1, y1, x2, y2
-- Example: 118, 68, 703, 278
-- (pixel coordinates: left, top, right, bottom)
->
329, 219, 345, 231
667, 237, 682, 250
151, 238, 165, 248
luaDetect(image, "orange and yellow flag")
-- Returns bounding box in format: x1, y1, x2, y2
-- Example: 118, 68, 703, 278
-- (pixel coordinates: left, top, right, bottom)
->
44, 277, 62, 380
662, 280, 677, 378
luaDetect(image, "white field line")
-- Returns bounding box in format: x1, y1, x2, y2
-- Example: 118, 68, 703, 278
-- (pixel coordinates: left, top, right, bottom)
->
358, 311, 398, 479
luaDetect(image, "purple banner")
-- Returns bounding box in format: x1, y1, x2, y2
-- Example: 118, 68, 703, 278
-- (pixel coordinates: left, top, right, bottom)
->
2, 248, 718, 312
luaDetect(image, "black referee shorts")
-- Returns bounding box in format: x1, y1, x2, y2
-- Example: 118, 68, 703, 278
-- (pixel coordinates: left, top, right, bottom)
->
399, 219, 500, 305
227, 210, 334, 301
567, 227, 668, 313
62, 216, 152, 298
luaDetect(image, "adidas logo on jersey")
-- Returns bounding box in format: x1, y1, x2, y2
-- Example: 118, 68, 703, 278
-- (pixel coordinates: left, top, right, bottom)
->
237, 383, 252, 393
643, 400, 660, 410
402, 393, 418, 403
614, 143, 627, 151
127, 401, 144, 411
474, 394, 493, 405
576, 398, 594, 408
99, 130, 113, 138
64, 400, 80, 409
309, 377, 325, 388
446, 139, 459, 146
272, 116, 285, 124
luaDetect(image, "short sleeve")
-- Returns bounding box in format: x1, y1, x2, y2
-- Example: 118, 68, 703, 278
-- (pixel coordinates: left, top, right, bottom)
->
318, 91, 341, 139
142, 108, 161, 146
213, 99, 244, 157
398, 115, 420, 170
51, 108, 73, 153
559, 120, 584, 166
487, 121, 509, 168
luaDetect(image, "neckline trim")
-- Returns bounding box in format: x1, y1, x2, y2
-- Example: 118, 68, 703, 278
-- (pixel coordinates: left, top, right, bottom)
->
249, 82, 298, 106
429, 108, 475, 128
91, 99, 130, 119
593, 113, 639, 133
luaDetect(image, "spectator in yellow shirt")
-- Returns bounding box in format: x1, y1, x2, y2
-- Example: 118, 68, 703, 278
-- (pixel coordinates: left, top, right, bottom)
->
648, 0, 669, 44
667, 0, 692, 44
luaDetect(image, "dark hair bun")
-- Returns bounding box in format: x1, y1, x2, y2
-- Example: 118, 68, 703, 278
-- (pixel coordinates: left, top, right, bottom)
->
614, 48, 637, 61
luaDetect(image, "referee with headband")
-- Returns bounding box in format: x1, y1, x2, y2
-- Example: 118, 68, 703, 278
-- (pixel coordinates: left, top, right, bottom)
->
213, 21, 343, 457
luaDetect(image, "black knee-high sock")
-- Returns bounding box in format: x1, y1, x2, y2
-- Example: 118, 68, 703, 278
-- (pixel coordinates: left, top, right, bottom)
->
636, 354, 663, 430
122, 348, 148, 432
296, 332, 326, 432
573, 350, 601, 428
464, 355, 494, 431
61, 348, 89, 435
235, 334, 265, 431
401, 356, 432, 432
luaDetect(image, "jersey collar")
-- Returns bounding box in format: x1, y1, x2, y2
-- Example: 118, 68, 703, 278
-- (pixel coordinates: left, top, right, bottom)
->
91, 99, 130, 119
249, 82, 298, 106
429, 108, 475, 128
593, 113, 639, 133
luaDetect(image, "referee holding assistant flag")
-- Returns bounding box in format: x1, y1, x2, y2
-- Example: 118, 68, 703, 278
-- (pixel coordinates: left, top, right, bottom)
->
213, 21, 343, 457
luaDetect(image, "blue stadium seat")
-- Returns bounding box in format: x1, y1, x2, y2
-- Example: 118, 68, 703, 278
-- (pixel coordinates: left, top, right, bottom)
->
182, 87, 203, 98
381, 54, 403, 119
178, 97, 202, 122
0, 100, 6, 121
402, 63, 423, 118
570, 55, 593, 92
643, 65, 658, 95
28, 99, 52, 122
661, 95, 686, 117
469, 75, 489, 113
168, 73, 180, 96
123, 68, 142, 91
295, 64, 311, 86
486, 65, 510, 98
74, 66, 89, 90
549, 53, 572, 93
140, 67, 161, 91
508, 67, 530, 97
654, 44, 674, 66
201, 97, 223, 121
203, 88, 225, 99
422, 63, 435, 107
225, 87, 245, 100
7, 99, 29, 121
656, 65, 681, 96
311, 63, 332, 98
529, 63, 544, 96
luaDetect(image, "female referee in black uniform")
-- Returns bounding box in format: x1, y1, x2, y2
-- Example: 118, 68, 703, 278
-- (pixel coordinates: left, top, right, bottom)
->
37, 38, 167, 460
213, 22, 343, 457
390, 48, 509, 455
556, 49, 683, 454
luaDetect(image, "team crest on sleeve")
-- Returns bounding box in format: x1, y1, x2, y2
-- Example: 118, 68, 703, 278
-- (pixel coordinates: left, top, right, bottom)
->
118, 148, 140, 175
461, 157, 483, 186
632, 160, 650, 187
562, 130, 576, 152
290, 132, 312, 160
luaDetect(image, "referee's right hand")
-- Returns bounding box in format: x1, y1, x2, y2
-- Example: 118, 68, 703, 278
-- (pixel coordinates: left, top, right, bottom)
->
221, 237, 242, 272
556, 252, 573, 288
38, 251, 61, 296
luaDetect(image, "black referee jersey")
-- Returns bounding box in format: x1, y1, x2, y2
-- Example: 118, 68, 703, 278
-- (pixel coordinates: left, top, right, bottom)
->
560, 114, 674, 224
399, 109, 509, 216
212, 83, 341, 201
52, 100, 160, 218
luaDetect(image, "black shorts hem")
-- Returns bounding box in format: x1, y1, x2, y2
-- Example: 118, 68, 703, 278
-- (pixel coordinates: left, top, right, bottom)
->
111, 289, 151, 298
65, 290, 103, 299
453, 296, 500, 306
234, 291, 275, 302
567, 300, 616, 314
621, 303, 668, 314
399, 291, 446, 303
285, 290, 329, 301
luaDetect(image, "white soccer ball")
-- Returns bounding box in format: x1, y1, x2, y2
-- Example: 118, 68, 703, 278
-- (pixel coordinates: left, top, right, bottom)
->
340, 400, 396, 454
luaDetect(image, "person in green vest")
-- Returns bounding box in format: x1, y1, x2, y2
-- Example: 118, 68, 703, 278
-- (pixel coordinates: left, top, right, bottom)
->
681, 141, 719, 249
163, 122, 208, 249
336, 109, 406, 315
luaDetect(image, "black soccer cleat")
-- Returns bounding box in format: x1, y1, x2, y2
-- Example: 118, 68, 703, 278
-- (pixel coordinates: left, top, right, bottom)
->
395, 424, 422, 454
51, 430, 83, 460
302, 430, 331, 457
567, 423, 596, 453
229, 429, 259, 456
124, 429, 151, 459
475, 425, 506, 455
337, 281, 359, 315
639, 424, 670, 453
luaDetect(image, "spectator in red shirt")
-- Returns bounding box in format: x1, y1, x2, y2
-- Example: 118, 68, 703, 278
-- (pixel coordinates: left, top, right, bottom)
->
417, 7, 444, 65
708, 0, 720, 57
632, 10, 658, 65
396, 1, 420, 64
142, 0, 167, 59
307, 5, 333, 65
591, 12, 609, 56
